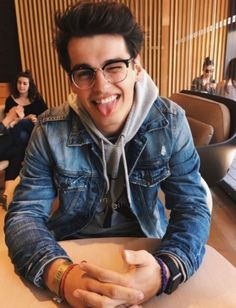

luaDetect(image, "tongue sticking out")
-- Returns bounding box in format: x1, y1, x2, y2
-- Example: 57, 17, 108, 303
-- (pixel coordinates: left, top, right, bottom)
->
96, 100, 118, 116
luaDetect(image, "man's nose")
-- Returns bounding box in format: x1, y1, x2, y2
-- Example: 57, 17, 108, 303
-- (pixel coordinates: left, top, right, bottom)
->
93, 69, 111, 90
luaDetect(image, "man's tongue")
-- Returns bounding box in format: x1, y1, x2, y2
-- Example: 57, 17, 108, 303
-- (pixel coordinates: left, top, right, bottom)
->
96, 99, 117, 116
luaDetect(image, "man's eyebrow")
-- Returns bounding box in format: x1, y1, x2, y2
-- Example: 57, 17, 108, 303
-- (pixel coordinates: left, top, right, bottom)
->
71, 63, 92, 71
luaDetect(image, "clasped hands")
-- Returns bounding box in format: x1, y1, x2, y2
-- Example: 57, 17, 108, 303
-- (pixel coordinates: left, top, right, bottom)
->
25, 113, 37, 124
3, 105, 24, 128
63, 250, 161, 308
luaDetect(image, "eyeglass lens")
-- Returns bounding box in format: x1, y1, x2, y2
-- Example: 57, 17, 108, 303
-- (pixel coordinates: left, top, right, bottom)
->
71, 59, 131, 89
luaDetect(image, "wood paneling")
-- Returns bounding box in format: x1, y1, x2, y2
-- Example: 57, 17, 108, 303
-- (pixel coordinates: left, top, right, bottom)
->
14, 0, 228, 107
0, 83, 10, 106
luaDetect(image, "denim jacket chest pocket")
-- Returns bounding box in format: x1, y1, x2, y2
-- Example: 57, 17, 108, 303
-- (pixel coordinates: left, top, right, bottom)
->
53, 170, 95, 213
129, 154, 171, 216
130, 155, 170, 187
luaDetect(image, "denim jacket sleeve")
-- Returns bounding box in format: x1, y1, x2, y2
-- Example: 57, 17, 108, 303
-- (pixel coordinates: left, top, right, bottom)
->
154, 101, 211, 279
4, 122, 72, 288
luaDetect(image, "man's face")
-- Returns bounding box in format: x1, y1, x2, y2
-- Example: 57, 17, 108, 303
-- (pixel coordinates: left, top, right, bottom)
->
68, 34, 142, 136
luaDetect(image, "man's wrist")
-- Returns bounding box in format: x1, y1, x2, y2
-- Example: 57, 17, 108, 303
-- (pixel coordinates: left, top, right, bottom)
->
156, 257, 170, 295
158, 255, 183, 294
43, 258, 72, 295
53, 261, 73, 295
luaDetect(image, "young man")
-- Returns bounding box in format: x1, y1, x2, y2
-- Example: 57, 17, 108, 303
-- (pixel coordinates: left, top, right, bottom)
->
5, 2, 211, 307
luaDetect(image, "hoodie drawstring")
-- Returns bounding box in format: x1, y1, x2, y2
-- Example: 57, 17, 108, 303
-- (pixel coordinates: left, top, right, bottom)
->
101, 139, 110, 193
121, 135, 131, 204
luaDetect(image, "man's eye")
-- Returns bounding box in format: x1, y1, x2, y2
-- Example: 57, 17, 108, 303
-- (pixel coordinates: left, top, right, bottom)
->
106, 63, 124, 72
75, 70, 93, 79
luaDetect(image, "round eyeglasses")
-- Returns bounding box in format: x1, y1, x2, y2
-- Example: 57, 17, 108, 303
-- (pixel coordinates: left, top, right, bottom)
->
205, 69, 214, 73
70, 58, 133, 90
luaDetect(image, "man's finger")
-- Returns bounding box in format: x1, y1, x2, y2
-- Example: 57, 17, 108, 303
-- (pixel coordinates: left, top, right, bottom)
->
123, 250, 151, 266
85, 278, 144, 302
73, 288, 124, 308
80, 261, 129, 285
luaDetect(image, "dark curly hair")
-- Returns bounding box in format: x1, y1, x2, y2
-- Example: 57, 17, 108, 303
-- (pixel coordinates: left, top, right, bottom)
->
54, 1, 144, 73
11, 70, 41, 102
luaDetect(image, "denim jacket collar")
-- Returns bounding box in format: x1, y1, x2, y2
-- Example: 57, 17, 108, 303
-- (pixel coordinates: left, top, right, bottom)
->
64, 99, 170, 147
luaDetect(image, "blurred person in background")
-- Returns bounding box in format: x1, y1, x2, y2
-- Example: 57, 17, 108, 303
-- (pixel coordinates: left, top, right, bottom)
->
0, 105, 25, 209
191, 57, 216, 94
4, 70, 47, 146
216, 57, 236, 101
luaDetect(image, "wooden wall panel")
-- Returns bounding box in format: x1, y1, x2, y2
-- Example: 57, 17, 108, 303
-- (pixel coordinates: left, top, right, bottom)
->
0, 83, 10, 105
14, 0, 228, 107
168, 0, 228, 96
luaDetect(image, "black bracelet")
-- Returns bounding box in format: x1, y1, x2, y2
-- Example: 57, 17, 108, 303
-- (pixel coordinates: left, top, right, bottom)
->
156, 257, 169, 295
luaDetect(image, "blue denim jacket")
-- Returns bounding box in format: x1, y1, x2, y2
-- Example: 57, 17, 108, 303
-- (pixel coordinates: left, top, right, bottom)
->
5, 97, 211, 287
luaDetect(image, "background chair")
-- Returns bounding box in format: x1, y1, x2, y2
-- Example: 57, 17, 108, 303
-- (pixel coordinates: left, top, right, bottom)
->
170, 91, 236, 188
180, 90, 236, 137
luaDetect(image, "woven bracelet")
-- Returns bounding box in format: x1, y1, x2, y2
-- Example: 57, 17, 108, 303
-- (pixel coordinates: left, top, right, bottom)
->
59, 263, 78, 300
156, 257, 169, 295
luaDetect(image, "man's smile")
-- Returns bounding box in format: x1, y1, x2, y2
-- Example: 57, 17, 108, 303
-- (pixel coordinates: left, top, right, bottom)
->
93, 94, 120, 116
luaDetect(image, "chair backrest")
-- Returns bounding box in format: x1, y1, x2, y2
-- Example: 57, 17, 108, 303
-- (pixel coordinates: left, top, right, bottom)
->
169, 92, 236, 187
180, 90, 236, 137
170, 92, 231, 144
187, 116, 214, 147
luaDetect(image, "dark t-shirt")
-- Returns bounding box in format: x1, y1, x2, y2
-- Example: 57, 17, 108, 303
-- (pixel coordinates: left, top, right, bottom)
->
4, 95, 47, 116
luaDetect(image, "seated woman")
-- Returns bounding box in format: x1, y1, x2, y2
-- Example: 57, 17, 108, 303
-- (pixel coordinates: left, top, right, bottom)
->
191, 57, 216, 94
1, 71, 47, 209
0, 106, 25, 209
4, 70, 47, 146
216, 57, 236, 101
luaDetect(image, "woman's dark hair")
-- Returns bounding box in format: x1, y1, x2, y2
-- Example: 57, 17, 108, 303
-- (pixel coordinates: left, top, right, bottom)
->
225, 57, 236, 93
202, 57, 214, 70
54, 1, 144, 73
202, 56, 214, 70
11, 70, 41, 102
225, 57, 236, 81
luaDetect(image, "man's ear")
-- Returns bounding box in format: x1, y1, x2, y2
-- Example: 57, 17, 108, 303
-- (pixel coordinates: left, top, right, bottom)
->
133, 54, 142, 81
67, 91, 78, 107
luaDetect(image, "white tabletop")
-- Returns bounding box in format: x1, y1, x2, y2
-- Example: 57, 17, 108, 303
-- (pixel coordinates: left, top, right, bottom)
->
1, 237, 236, 308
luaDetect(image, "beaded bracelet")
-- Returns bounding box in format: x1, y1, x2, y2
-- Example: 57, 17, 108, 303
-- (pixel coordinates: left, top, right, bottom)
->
156, 257, 169, 295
